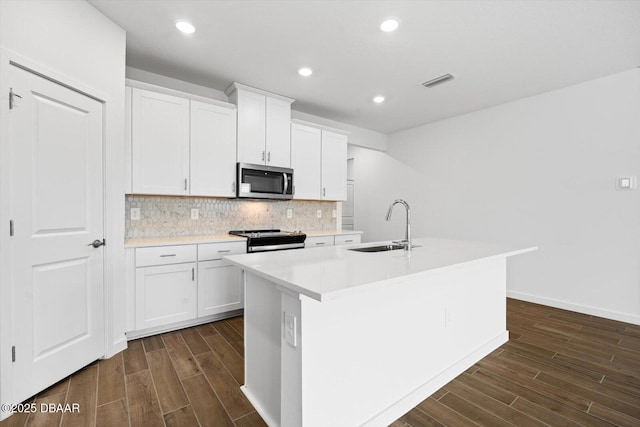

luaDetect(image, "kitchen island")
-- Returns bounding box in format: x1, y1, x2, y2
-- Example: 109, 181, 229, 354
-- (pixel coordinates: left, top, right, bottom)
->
225, 237, 536, 427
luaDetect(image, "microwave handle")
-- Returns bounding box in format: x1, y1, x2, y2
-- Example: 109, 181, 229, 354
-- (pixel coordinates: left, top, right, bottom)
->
283, 173, 288, 195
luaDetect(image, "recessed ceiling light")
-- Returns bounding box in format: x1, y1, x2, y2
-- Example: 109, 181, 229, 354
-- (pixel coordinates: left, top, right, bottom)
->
373, 96, 385, 103
380, 19, 399, 32
298, 67, 313, 77
176, 21, 196, 34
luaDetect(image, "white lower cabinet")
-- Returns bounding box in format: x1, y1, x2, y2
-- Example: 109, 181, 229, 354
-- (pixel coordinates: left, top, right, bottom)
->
305, 233, 362, 249
130, 241, 245, 336
198, 260, 243, 316
197, 241, 245, 317
135, 262, 197, 330
305, 235, 335, 248
334, 234, 361, 246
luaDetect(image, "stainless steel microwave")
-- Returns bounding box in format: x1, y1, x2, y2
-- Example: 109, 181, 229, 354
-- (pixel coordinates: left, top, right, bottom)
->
236, 163, 294, 200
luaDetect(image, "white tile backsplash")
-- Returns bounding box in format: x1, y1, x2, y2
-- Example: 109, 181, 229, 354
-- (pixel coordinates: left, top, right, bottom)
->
125, 195, 338, 238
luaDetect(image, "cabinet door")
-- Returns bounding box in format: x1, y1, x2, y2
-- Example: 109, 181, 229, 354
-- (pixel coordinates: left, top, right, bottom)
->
132, 88, 190, 195
198, 260, 243, 317
125, 86, 133, 193
135, 263, 197, 330
321, 131, 348, 201
265, 97, 292, 167
236, 90, 266, 165
191, 101, 237, 197
291, 124, 321, 200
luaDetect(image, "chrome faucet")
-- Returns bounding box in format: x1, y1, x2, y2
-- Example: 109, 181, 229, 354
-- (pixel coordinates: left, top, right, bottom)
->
385, 199, 412, 250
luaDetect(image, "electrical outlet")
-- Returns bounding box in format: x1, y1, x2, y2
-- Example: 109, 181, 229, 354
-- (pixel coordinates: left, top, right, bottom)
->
316, 209, 322, 219
191, 208, 199, 220
332, 209, 337, 218
130, 208, 140, 221
286, 208, 293, 219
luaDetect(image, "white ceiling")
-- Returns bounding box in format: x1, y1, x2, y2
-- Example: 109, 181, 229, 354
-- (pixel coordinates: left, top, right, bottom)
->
89, 0, 640, 134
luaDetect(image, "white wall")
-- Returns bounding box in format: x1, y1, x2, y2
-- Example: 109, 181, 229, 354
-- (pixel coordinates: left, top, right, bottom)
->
352, 69, 640, 325
126, 66, 228, 101
292, 111, 387, 152
0, 0, 126, 410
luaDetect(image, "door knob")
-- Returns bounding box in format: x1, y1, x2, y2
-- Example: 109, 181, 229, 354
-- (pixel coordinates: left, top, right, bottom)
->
88, 239, 105, 248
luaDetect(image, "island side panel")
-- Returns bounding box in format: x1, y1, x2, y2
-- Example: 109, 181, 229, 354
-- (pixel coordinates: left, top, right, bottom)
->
243, 272, 282, 426
281, 292, 303, 427
296, 257, 509, 427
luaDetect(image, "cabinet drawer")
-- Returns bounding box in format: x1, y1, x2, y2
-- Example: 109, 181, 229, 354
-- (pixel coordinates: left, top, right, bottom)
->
335, 234, 361, 246
198, 241, 246, 261
135, 245, 197, 267
305, 235, 334, 248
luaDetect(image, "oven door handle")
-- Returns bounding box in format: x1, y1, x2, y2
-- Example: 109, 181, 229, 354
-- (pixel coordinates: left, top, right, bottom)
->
283, 172, 288, 195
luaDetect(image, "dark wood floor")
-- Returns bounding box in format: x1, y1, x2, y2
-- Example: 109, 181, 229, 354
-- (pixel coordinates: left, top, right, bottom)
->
2, 298, 639, 426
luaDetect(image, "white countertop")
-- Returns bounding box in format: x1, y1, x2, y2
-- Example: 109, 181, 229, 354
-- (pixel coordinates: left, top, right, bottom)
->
125, 234, 245, 248
124, 230, 362, 248
225, 237, 537, 302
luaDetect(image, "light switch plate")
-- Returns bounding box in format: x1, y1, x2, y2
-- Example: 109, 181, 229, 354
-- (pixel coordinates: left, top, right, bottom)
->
616, 176, 636, 190
191, 208, 199, 220
284, 312, 297, 347
332, 209, 337, 218
130, 208, 140, 221
287, 208, 293, 219
316, 209, 322, 219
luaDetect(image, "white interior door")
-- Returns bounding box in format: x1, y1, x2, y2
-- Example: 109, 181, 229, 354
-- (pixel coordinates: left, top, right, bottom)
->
9, 64, 105, 403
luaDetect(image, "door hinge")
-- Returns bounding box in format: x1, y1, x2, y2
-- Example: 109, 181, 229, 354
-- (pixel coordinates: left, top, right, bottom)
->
9, 219, 14, 236
12, 346, 16, 362
9, 88, 22, 110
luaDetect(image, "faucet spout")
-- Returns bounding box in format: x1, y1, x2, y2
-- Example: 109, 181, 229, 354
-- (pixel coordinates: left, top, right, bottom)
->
385, 199, 412, 250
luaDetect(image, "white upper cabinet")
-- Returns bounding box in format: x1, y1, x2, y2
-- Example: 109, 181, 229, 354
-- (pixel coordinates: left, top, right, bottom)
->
291, 123, 322, 199
321, 130, 348, 201
291, 121, 348, 201
127, 82, 237, 197
226, 83, 294, 168
235, 90, 266, 165
125, 86, 132, 193
132, 88, 190, 195
190, 100, 237, 197
265, 97, 293, 167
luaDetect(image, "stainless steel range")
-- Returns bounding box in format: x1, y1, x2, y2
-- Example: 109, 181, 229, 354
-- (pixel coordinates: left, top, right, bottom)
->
229, 229, 306, 253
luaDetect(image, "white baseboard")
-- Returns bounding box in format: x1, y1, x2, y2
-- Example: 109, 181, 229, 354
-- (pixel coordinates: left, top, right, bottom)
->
105, 336, 128, 358
507, 290, 640, 326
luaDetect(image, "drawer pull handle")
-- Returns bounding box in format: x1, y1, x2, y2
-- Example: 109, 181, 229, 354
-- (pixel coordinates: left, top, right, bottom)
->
345, 240, 353, 243
316, 242, 325, 245
160, 254, 177, 257
217, 250, 231, 253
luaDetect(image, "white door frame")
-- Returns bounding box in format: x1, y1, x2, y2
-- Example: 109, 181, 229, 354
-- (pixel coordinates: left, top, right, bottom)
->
0, 48, 123, 414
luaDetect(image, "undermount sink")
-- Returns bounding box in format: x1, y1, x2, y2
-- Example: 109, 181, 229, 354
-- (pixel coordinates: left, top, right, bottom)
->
349, 244, 406, 253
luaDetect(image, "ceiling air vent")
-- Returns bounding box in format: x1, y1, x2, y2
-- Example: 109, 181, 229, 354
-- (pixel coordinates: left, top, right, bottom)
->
422, 74, 454, 88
